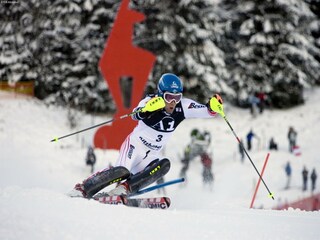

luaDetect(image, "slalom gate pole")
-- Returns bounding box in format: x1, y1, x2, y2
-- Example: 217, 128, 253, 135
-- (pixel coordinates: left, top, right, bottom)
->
50, 109, 142, 142
131, 178, 185, 197
250, 153, 271, 208
223, 116, 274, 200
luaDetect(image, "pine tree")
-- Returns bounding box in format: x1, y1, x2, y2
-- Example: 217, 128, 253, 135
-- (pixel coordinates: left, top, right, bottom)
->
33, 0, 119, 113
218, 0, 320, 108
2, 0, 319, 111
46, 0, 120, 113
35, 0, 84, 104
132, 0, 232, 103
0, 2, 35, 85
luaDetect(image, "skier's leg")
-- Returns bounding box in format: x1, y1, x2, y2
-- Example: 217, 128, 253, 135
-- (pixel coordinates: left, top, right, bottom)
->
127, 158, 171, 194
108, 158, 171, 196
70, 166, 131, 198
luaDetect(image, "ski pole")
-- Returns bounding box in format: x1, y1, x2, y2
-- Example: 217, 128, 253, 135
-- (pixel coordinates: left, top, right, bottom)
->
130, 178, 185, 197
210, 96, 274, 199
50, 109, 142, 142
223, 115, 274, 200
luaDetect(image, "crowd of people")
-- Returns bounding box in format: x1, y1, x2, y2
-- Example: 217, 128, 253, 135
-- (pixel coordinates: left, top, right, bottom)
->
244, 90, 318, 197
236, 124, 317, 196
283, 163, 317, 193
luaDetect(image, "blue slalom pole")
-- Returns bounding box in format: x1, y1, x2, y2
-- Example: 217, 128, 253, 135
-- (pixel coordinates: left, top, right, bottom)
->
131, 178, 185, 197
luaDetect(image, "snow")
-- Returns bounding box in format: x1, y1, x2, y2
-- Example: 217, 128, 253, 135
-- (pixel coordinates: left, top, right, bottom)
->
0, 88, 320, 240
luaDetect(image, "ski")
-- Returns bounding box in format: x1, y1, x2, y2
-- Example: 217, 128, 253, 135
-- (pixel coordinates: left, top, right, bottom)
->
93, 195, 171, 209
69, 177, 183, 209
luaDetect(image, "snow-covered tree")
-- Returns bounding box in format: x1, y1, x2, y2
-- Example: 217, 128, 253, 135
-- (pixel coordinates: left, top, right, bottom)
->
0, 2, 36, 85
8, 0, 119, 113
42, 0, 120, 113
1, 0, 319, 111
132, 0, 232, 103
218, 0, 320, 108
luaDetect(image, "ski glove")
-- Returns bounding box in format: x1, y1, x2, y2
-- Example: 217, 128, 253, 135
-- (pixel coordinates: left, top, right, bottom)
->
141, 96, 166, 112
208, 94, 225, 117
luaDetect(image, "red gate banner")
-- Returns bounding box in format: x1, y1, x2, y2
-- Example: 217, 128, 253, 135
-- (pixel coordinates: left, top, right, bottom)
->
94, 0, 156, 149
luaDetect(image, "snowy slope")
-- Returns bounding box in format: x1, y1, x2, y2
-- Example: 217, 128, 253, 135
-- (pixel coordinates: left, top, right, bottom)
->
0, 89, 319, 240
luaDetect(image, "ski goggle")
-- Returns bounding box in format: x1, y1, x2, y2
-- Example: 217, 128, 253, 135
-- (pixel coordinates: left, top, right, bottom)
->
163, 92, 182, 104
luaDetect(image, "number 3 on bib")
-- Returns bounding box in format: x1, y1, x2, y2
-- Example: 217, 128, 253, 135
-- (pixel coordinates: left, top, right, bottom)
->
156, 135, 163, 142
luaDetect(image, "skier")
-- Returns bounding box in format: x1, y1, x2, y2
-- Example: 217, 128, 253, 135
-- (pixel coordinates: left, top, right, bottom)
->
69, 73, 224, 198
179, 129, 214, 187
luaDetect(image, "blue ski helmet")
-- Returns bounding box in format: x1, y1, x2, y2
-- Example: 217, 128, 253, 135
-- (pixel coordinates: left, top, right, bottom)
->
157, 73, 183, 97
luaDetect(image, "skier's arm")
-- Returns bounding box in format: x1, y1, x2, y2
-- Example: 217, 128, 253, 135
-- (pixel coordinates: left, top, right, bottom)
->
182, 98, 217, 119
132, 96, 165, 120
141, 96, 165, 113
183, 94, 224, 119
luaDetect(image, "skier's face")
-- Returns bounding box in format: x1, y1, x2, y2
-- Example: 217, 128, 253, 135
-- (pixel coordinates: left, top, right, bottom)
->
164, 100, 177, 114
163, 92, 182, 114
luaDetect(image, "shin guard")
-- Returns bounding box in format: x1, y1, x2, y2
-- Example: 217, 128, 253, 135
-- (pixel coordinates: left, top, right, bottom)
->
83, 166, 130, 198
126, 158, 171, 194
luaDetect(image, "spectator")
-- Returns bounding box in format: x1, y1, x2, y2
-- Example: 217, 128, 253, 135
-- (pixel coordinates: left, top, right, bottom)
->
269, 137, 278, 151
285, 162, 292, 189
311, 168, 317, 192
248, 92, 259, 117
246, 129, 259, 151
302, 166, 308, 191
85, 146, 96, 173
239, 139, 245, 163
287, 126, 297, 153
256, 88, 267, 114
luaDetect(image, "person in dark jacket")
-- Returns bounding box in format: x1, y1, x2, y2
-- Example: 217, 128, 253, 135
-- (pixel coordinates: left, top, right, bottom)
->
269, 137, 278, 150
256, 89, 266, 114
311, 168, 317, 192
285, 162, 292, 189
85, 146, 96, 173
287, 126, 297, 153
302, 166, 309, 191
246, 129, 258, 151
239, 139, 245, 163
